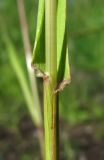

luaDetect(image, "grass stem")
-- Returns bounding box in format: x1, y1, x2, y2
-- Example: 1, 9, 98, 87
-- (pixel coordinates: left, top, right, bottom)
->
44, 0, 59, 159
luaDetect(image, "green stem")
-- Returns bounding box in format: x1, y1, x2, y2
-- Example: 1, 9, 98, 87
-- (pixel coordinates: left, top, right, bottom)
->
44, 0, 58, 160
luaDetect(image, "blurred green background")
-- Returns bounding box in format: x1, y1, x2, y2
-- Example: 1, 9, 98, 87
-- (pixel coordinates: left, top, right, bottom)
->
0, 0, 104, 159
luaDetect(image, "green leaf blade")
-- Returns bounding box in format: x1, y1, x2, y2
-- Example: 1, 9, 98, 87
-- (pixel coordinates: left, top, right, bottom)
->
32, 0, 45, 71
57, 0, 70, 85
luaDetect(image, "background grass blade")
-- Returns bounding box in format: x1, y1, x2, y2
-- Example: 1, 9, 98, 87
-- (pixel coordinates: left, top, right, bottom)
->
4, 36, 42, 126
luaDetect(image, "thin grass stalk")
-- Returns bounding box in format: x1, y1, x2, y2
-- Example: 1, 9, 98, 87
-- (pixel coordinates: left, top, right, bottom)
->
44, 0, 59, 160
17, 0, 44, 158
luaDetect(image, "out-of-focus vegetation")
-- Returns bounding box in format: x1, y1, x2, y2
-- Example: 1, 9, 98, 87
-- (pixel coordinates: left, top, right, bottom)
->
0, 0, 38, 128
0, 0, 104, 159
